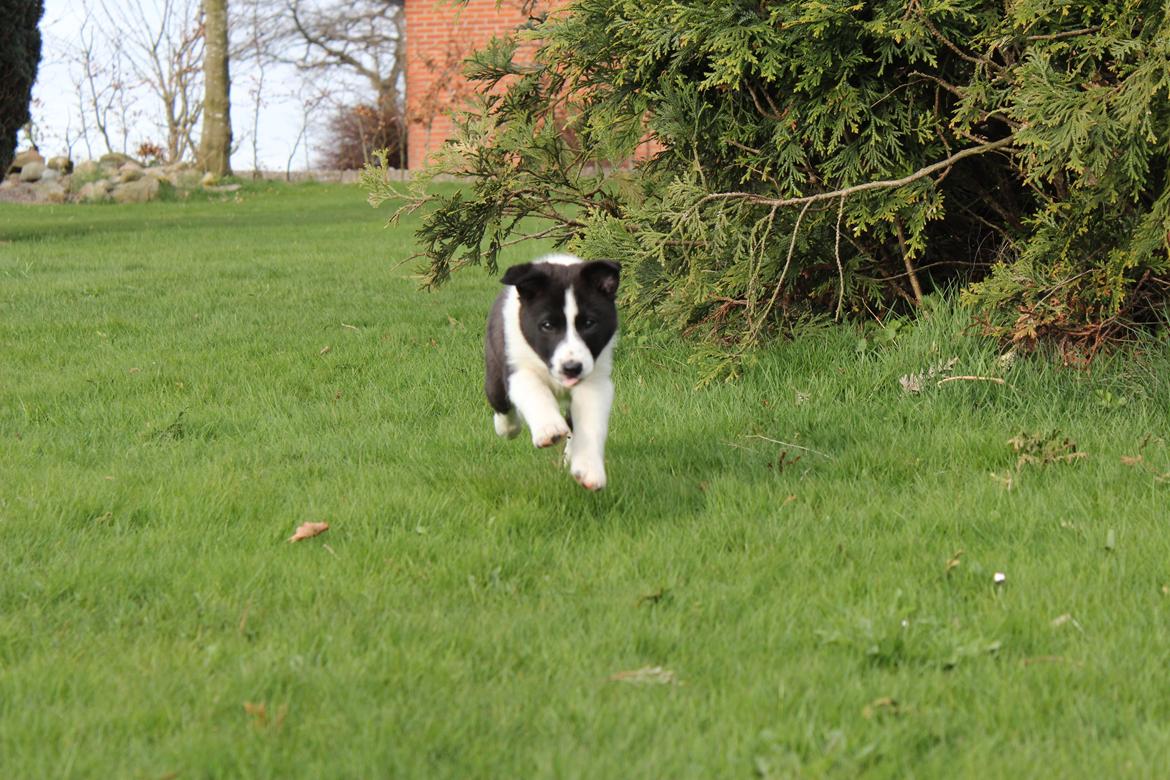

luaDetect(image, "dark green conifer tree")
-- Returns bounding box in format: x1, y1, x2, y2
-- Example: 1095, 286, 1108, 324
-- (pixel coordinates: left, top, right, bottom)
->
0, 0, 45, 173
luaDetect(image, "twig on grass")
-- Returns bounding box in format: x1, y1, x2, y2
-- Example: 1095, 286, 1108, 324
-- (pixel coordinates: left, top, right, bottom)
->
745, 434, 834, 459
1021, 655, 1084, 667
937, 375, 1009, 386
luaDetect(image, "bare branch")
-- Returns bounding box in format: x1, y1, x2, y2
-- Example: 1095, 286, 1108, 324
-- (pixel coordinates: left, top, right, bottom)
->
1026, 26, 1101, 42
696, 137, 1015, 210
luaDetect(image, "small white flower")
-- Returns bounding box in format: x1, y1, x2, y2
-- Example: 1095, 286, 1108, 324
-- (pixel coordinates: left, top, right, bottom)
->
993, 572, 1007, 584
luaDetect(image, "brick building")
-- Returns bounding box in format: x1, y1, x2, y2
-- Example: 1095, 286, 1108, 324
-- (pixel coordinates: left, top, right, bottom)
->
403, 0, 547, 170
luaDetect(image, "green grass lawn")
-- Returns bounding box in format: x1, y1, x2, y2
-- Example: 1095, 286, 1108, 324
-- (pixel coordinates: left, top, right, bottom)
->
3, 182, 1170, 778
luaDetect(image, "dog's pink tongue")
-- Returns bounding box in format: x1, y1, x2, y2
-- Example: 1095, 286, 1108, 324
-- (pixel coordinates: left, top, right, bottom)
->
562, 377, 580, 388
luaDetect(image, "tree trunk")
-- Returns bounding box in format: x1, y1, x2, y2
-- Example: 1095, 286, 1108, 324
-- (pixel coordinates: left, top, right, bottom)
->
198, 0, 231, 176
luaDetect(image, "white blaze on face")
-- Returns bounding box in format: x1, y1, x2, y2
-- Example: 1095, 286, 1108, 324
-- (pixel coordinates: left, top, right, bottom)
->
551, 287, 594, 387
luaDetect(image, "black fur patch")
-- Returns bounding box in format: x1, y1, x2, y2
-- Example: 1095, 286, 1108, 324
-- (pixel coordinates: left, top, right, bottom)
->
484, 290, 512, 414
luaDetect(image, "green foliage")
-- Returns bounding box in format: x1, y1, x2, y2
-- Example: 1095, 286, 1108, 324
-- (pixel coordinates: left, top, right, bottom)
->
367, 0, 1170, 353
0, 0, 44, 172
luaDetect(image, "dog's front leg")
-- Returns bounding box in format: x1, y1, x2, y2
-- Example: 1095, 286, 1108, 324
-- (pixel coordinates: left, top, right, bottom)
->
566, 377, 613, 490
508, 370, 570, 448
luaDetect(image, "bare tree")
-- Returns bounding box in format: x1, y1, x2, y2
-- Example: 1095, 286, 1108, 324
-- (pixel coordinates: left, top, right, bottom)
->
65, 0, 205, 162
238, 0, 270, 176
284, 82, 327, 180
238, 0, 405, 164
68, 7, 129, 157
284, 0, 404, 109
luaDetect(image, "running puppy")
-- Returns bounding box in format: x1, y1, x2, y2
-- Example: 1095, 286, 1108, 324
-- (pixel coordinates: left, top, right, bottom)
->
484, 253, 620, 490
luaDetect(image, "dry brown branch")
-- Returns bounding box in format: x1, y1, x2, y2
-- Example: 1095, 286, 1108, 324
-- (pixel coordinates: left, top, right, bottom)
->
697, 137, 1014, 211
894, 218, 924, 306
834, 195, 846, 321
747, 198, 814, 342
1026, 26, 1101, 42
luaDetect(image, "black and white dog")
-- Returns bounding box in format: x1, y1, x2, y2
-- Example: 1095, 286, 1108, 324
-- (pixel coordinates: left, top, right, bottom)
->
484, 253, 620, 490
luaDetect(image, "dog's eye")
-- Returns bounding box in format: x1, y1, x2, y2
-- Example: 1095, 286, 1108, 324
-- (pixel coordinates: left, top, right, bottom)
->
539, 320, 556, 332
580, 318, 596, 330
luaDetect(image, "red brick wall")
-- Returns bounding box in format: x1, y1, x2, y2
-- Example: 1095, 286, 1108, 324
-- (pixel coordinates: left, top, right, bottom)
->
404, 0, 545, 170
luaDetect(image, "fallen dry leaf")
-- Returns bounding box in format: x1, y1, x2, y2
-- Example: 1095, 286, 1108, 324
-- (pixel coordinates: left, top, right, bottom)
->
243, 701, 267, 724
862, 696, 900, 719
288, 521, 329, 543
608, 666, 677, 685
244, 700, 288, 730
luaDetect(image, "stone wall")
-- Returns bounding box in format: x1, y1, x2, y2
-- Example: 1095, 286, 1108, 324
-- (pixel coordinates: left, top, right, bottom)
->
0, 147, 422, 204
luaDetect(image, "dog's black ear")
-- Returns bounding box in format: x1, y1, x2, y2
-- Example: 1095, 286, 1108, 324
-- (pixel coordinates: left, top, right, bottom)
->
501, 263, 549, 299
582, 260, 621, 299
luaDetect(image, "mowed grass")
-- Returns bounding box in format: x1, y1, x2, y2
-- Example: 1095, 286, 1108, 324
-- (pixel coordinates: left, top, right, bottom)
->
2, 182, 1170, 778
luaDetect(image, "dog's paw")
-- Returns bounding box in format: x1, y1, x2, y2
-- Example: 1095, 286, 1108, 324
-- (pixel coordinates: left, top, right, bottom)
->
531, 417, 570, 448
494, 412, 521, 439
570, 456, 607, 491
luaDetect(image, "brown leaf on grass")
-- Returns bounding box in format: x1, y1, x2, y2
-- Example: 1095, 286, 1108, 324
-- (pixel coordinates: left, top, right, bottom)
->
288, 521, 329, 542
1121, 455, 1143, 466
945, 550, 964, 573
244, 701, 288, 730
862, 696, 900, 719
608, 666, 677, 685
243, 701, 267, 725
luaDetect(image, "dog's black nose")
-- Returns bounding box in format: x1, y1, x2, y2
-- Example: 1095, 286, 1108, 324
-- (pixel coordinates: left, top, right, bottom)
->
562, 361, 583, 378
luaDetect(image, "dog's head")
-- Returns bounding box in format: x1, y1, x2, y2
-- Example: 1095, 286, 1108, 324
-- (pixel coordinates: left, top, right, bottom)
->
501, 259, 620, 388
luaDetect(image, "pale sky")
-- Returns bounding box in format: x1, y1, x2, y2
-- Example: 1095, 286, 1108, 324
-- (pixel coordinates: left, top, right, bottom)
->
27, 0, 361, 171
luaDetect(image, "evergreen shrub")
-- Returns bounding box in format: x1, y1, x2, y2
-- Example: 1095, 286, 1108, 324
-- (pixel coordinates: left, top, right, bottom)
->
366, 1, 1170, 356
